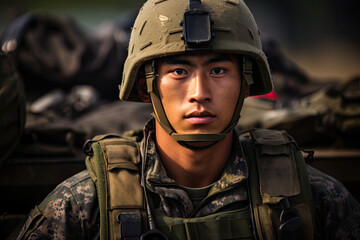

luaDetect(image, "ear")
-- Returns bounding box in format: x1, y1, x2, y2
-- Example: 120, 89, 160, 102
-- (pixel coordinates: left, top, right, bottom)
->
137, 76, 151, 103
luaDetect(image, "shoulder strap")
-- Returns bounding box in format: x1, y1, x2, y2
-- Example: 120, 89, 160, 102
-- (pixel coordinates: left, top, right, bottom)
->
240, 128, 316, 240
83, 133, 147, 240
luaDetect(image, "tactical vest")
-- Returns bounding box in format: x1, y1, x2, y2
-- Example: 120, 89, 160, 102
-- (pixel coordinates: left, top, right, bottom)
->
83, 129, 316, 240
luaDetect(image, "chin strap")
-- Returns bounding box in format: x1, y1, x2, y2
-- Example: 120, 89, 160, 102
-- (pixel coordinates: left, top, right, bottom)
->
145, 56, 253, 150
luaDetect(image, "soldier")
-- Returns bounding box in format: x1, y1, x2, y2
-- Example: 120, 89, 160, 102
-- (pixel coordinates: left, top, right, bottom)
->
17, 0, 360, 239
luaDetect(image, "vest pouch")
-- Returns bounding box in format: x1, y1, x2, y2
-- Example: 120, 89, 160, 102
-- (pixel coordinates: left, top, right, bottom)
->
241, 128, 316, 240
251, 129, 300, 204
154, 208, 253, 240
107, 167, 145, 240
85, 135, 147, 240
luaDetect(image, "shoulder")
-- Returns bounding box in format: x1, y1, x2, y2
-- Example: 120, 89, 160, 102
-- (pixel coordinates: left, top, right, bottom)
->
307, 165, 357, 207
307, 165, 360, 239
51, 169, 97, 202
38, 169, 97, 212
307, 165, 351, 201
17, 170, 99, 240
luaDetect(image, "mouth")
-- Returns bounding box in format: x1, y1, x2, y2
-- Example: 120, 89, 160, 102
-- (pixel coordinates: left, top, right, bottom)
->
184, 111, 216, 124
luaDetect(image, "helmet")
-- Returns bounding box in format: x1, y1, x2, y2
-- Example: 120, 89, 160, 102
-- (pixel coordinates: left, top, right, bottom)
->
121, 0, 272, 100
120, 0, 272, 148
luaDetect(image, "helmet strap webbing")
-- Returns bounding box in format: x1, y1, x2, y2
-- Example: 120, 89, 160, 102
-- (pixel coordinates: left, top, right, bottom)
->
144, 56, 253, 150
145, 61, 175, 135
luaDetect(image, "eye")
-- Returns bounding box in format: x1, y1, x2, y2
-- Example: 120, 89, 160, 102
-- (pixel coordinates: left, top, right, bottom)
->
171, 68, 188, 76
210, 68, 226, 75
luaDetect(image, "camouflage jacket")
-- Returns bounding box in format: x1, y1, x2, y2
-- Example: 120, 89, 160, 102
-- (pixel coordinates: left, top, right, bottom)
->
17, 120, 360, 239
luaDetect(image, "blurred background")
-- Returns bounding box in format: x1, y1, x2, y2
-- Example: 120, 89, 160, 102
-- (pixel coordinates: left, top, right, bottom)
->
0, 0, 359, 239
247, 0, 360, 82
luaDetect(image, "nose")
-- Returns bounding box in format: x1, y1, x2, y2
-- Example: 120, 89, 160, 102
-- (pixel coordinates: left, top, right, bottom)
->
188, 71, 212, 103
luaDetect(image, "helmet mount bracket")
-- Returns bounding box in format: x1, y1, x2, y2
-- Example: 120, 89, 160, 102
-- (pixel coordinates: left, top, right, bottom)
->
181, 0, 214, 51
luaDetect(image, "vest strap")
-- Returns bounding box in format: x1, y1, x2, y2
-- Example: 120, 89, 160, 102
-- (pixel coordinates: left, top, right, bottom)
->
84, 134, 147, 240
240, 128, 316, 240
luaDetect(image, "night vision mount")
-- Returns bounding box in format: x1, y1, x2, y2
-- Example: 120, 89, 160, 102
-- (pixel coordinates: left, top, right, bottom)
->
181, 0, 214, 51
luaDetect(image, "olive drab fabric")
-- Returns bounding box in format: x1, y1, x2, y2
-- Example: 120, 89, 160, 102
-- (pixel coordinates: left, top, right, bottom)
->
119, 0, 273, 102
240, 129, 316, 239
0, 51, 25, 166
85, 128, 315, 240
154, 208, 253, 239
84, 133, 147, 240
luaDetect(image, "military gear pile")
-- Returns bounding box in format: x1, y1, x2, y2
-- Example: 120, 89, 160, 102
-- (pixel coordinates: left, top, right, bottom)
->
296, 76, 360, 148
238, 77, 360, 148
0, 11, 134, 101
0, 51, 25, 166
0, 11, 151, 161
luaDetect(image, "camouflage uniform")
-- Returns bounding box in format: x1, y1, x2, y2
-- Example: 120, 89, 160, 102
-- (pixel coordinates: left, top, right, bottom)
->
17, 120, 360, 239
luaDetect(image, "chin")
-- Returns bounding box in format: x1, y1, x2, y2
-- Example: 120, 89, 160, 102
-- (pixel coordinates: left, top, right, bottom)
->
184, 128, 222, 134
178, 122, 224, 134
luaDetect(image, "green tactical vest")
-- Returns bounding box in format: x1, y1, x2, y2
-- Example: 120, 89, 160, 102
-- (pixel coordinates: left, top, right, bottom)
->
84, 129, 316, 240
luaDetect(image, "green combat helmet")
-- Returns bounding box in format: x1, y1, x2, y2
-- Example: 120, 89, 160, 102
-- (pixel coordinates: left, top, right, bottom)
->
120, 0, 273, 148
0, 51, 26, 166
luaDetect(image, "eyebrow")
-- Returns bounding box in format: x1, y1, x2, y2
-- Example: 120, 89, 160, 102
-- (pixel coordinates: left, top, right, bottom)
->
163, 55, 233, 66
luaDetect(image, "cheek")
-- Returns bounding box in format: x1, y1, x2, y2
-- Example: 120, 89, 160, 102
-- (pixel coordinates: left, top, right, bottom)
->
158, 79, 176, 101
157, 78, 185, 115
218, 79, 241, 117
231, 82, 241, 100
218, 79, 240, 101
158, 75, 190, 99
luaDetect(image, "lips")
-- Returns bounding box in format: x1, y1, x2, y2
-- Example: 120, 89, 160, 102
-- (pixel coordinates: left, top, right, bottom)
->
185, 111, 215, 124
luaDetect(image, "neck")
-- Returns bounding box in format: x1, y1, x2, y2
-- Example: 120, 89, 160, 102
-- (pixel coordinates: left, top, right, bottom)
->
155, 121, 233, 188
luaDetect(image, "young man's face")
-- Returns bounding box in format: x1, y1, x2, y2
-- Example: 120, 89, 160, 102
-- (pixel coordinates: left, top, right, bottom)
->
156, 53, 241, 135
